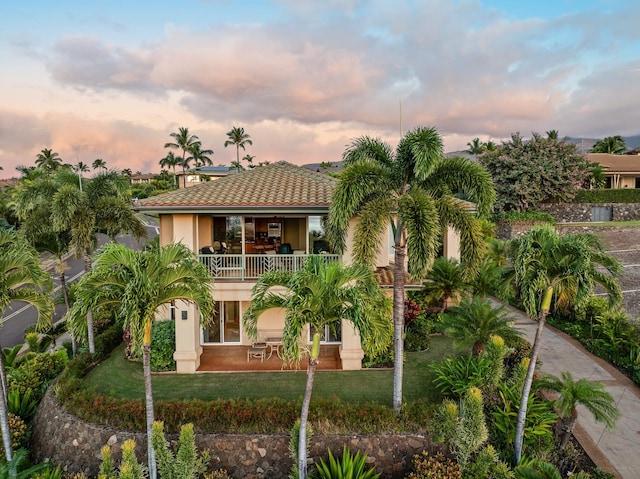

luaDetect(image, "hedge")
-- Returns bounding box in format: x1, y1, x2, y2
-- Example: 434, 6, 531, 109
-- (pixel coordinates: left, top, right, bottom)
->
574, 189, 640, 203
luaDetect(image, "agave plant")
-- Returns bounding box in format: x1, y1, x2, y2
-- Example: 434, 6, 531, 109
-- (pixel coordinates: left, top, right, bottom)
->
315, 446, 381, 479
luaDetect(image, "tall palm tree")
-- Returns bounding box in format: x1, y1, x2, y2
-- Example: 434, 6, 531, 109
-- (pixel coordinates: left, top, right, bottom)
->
92, 158, 107, 171
187, 143, 214, 168
327, 126, 495, 412
159, 151, 180, 188
35, 148, 63, 173
74, 161, 89, 192
591, 135, 626, 154
69, 242, 214, 479
545, 130, 559, 140
242, 154, 256, 169
164, 127, 201, 188
537, 371, 618, 449
243, 256, 392, 479
224, 126, 253, 166
51, 170, 146, 353
440, 296, 522, 357
0, 229, 53, 462
509, 225, 622, 465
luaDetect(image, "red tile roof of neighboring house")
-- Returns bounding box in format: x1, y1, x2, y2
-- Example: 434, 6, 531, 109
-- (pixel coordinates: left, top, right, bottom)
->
137, 161, 337, 213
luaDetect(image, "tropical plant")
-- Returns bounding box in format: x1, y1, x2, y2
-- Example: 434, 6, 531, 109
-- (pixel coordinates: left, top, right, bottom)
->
537, 371, 619, 449
92, 158, 107, 170
224, 126, 253, 166
466, 137, 485, 156
49, 169, 146, 353
6, 389, 38, 422
327, 126, 495, 412
0, 449, 49, 479
453, 387, 488, 468
420, 257, 470, 313
441, 296, 522, 357
151, 421, 210, 479
242, 154, 256, 168
0, 229, 53, 462
464, 445, 514, 479
164, 127, 201, 187
480, 132, 592, 212
159, 151, 180, 188
187, 143, 214, 168
591, 135, 626, 155
35, 148, 63, 173
243, 256, 392, 479
315, 445, 381, 479
406, 451, 462, 479
68, 242, 214, 479
514, 460, 591, 479
431, 354, 493, 397
508, 225, 623, 465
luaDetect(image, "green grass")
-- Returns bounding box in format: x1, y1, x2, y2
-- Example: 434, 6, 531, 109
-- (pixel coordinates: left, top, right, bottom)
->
567, 220, 640, 227
85, 336, 455, 407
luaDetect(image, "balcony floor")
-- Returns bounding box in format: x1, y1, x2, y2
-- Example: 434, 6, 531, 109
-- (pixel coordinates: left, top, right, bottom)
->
197, 345, 341, 372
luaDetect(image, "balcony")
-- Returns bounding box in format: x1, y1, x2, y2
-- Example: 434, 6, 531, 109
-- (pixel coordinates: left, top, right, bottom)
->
198, 253, 341, 280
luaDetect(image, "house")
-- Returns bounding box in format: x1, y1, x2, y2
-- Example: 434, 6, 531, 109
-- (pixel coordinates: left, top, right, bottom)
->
176, 166, 232, 188
587, 153, 640, 189
136, 161, 461, 373
130, 173, 156, 185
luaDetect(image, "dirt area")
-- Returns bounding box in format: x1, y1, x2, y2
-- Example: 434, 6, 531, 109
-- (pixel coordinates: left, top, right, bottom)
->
558, 224, 640, 319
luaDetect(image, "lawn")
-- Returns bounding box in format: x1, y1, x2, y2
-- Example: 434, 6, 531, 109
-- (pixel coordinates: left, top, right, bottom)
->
85, 336, 455, 407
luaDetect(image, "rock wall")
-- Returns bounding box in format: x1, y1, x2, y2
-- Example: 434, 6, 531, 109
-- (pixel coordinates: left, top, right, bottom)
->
538, 203, 640, 223
31, 390, 435, 478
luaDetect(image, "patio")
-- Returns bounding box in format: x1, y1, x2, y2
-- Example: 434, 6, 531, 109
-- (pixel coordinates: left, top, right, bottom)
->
197, 345, 342, 372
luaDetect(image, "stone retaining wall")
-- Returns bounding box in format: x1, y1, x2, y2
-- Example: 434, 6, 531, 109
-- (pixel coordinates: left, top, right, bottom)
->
538, 203, 640, 223
31, 390, 435, 478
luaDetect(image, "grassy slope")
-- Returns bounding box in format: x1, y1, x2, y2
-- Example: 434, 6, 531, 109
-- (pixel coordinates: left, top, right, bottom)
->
85, 336, 455, 407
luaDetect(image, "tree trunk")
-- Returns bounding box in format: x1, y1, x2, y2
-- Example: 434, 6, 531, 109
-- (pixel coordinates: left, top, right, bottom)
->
392, 245, 407, 413
0, 353, 13, 462
513, 286, 553, 466
143, 335, 157, 479
559, 409, 578, 450
298, 333, 320, 479
84, 255, 96, 354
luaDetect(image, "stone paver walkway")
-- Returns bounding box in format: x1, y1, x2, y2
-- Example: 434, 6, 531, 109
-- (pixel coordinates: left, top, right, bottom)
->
502, 302, 640, 478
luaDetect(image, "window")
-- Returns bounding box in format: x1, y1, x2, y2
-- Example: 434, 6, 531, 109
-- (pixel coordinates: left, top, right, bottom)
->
310, 323, 341, 343
202, 301, 241, 343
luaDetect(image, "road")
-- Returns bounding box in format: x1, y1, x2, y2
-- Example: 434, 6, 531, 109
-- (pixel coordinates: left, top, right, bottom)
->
1, 224, 158, 348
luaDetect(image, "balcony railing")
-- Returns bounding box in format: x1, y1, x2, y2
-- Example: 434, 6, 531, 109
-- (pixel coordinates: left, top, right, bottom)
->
198, 253, 340, 280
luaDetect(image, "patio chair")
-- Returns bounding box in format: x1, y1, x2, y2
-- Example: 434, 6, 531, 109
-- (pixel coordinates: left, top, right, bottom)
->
247, 342, 267, 362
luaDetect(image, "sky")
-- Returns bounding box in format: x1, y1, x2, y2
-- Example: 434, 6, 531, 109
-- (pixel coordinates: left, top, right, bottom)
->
1, 0, 639, 178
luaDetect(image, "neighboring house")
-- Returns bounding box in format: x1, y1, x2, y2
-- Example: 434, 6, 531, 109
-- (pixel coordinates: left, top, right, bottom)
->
136, 161, 460, 373
130, 173, 156, 185
588, 153, 640, 189
176, 166, 231, 188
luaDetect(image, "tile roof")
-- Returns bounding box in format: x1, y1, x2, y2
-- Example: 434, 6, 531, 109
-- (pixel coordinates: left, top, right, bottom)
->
587, 153, 640, 174
137, 161, 337, 212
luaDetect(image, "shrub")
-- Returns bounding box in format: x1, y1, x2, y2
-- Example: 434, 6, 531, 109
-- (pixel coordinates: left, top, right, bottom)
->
405, 315, 433, 352
430, 355, 492, 397
494, 211, 556, 225
152, 421, 210, 479
0, 414, 29, 458
453, 388, 488, 468
405, 451, 462, 479
8, 349, 68, 400
574, 188, 640, 203
315, 445, 380, 479
463, 445, 513, 479
6, 388, 39, 422
150, 320, 176, 371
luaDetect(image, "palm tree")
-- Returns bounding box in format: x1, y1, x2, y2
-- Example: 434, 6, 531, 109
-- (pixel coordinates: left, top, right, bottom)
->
441, 296, 522, 357
537, 371, 618, 450
242, 154, 256, 169
121, 168, 133, 178
35, 148, 63, 173
92, 158, 107, 171
0, 229, 53, 462
224, 126, 253, 166
74, 161, 89, 192
164, 127, 201, 187
69, 242, 214, 479
484, 140, 497, 152
243, 256, 392, 479
51, 170, 147, 353
510, 225, 623, 465
545, 130, 559, 140
420, 256, 470, 313
327, 126, 495, 412
591, 135, 626, 154
466, 137, 485, 156
159, 151, 180, 188
187, 143, 214, 168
